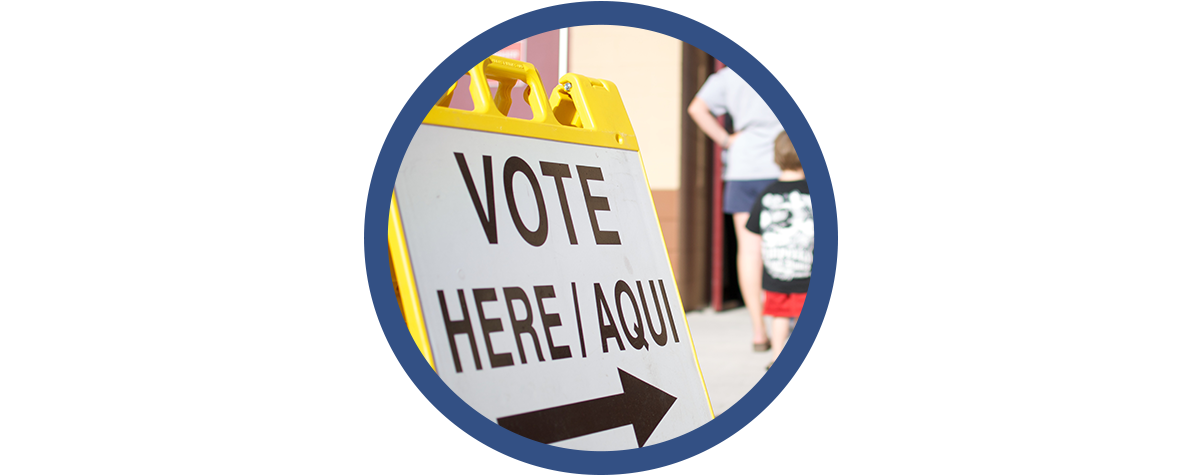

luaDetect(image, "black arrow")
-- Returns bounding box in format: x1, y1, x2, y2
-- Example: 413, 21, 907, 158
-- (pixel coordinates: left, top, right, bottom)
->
496, 368, 677, 448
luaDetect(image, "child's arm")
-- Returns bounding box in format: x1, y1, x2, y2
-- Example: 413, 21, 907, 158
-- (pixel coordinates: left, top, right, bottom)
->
744, 196, 764, 236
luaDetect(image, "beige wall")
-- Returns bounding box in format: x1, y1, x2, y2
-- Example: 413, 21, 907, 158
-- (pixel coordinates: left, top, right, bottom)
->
567, 26, 685, 278
567, 26, 682, 191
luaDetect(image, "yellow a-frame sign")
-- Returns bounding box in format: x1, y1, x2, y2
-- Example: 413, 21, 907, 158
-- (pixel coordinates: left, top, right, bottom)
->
389, 56, 712, 450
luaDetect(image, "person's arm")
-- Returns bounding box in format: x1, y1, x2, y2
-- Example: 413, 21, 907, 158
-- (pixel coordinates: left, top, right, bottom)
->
744, 197, 764, 235
687, 96, 739, 149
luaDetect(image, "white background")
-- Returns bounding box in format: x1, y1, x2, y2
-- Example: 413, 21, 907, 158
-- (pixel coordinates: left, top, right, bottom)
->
2, 1, 1197, 474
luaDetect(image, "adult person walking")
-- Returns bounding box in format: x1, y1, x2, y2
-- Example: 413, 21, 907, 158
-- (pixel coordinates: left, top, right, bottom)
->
687, 67, 784, 352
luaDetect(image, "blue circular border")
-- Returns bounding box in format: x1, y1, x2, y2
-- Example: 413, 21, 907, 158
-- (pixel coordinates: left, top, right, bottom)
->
364, 2, 838, 473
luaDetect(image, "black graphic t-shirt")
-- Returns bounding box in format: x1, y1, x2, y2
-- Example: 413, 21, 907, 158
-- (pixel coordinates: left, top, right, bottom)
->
745, 180, 813, 294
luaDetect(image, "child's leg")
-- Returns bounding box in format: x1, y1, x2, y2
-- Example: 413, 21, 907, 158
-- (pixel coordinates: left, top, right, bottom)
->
766, 292, 806, 367
769, 316, 790, 363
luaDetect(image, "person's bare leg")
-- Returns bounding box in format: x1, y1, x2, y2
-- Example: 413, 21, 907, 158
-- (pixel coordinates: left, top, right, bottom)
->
769, 317, 791, 364
732, 212, 767, 348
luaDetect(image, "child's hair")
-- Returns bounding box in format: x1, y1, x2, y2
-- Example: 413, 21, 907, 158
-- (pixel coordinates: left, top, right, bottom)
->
774, 131, 802, 171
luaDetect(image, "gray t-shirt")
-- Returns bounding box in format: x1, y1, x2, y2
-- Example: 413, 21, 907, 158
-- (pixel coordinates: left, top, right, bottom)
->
695, 68, 784, 181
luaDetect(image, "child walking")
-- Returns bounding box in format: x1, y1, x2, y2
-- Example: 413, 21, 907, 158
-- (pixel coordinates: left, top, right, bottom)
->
745, 131, 814, 369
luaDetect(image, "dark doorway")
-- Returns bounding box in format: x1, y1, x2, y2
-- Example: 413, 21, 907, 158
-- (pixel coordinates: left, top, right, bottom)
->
678, 46, 744, 312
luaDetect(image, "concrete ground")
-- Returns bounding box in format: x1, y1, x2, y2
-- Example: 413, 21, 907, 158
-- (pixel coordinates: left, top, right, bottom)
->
683, 306, 775, 417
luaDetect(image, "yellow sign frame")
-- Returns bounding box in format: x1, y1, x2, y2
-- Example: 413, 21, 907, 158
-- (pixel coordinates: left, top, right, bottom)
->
387, 55, 713, 418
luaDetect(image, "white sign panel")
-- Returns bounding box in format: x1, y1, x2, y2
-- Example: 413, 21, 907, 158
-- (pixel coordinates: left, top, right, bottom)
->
395, 124, 712, 450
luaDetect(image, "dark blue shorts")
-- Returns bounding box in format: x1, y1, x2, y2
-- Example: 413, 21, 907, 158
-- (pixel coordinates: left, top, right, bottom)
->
724, 179, 776, 214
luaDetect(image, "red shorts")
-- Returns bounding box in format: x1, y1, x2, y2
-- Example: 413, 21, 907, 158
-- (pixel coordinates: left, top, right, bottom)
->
763, 291, 806, 318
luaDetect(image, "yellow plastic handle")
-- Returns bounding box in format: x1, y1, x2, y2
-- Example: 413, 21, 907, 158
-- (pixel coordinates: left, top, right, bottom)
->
464, 56, 556, 125
426, 56, 639, 151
